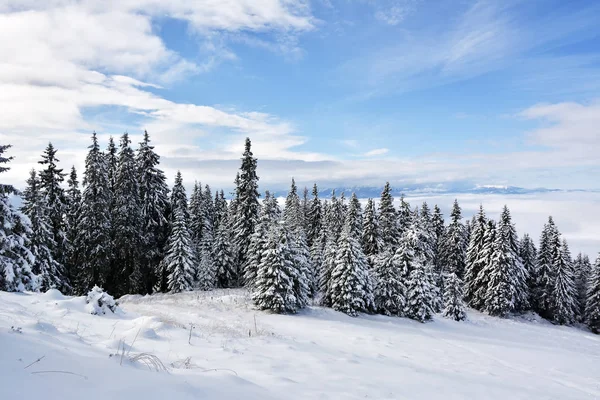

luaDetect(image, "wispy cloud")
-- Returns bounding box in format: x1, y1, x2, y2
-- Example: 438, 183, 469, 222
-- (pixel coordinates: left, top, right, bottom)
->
364, 148, 389, 157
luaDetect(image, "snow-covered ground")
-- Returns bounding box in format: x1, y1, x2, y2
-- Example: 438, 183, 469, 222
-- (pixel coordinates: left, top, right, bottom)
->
2, 289, 599, 400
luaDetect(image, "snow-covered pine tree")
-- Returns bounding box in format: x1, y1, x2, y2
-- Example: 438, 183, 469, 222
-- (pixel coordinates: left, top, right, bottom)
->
232, 138, 260, 285
245, 192, 275, 287
472, 219, 497, 310
348, 193, 363, 239
329, 217, 374, 316
401, 220, 437, 322
301, 186, 309, 235
306, 184, 322, 248
21, 170, 66, 292
372, 249, 405, 316
162, 205, 196, 293
252, 224, 300, 313
362, 198, 382, 263
136, 131, 170, 293
432, 205, 446, 278
443, 272, 467, 321
439, 199, 467, 279
213, 190, 228, 233
64, 166, 81, 288
328, 190, 345, 242
519, 233, 537, 310
37, 143, 68, 273
110, 133, 143, 296
106, 136, 118, 193
213, 212, 236, 289
379, 182, 399, 250
585, 255, 600, 333
534, 216, 560, 319
203, 185, 215, 236
397, 195, 413, 238
196, 231, 216, 291
574, 253, 592, 321
74, 133, 112, 294
552, 239, 578, 325
319, 235, 337, 307
189, 181, 204, 249
283, 178, 303, 231
483, 206, 526, 317
0, 145, 36, 292
464, 206, 487, 306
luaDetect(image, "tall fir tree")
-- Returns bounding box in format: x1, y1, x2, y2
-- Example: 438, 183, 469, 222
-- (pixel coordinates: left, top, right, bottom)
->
348, 193, 363, 239
431, 205, 446, 278
162, 206, 196, 293
574, 253, 592, 321
110, 133, 143, 296
21, 170, 67, 292
443, 272, 467, 321
439, 199, 467, 279
519, 233, 537, 310
329, 217, 374, 316
534, 216, 560, 319
301, 186, 310, 235
397, 195, 413, 237
372, 249, 406, 316
213, 212, 236, 288
306, 183, 322, 248
37, 143, 68, 274
552, 239, 578, 325
245, 192, 279, 287
472, 219, 497, 310
379, 182, 399, 250
74, 133, 111, 294
362, 198, 382, 261
64, 166, 81, 288
484, 206, 526, 317
283, 178, 303, 231
585, 255, 600, 333
464, 206, 487, 306
189, 181, 205, 253
232, 138, 260, 285
106, 136, 118, 193
136, 131, 170, 294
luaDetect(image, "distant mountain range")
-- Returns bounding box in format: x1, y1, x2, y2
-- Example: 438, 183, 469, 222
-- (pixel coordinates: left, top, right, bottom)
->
270, 183, 597, 199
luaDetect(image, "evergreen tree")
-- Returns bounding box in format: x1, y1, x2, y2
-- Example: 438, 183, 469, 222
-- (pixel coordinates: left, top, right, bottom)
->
21, 170, 66, 292
301, 186, 310, 235
110, 133, 143, 296
574, 253, 592, 321
232, 138, 260, 285
585, 255, 600, 333
319, 233, 337, 306
329, 219, 374, 316
519, 234, 537, 310
106, 136, 118, 193
552, 239, 577, 325
0, 144, 36, 292
196, 236, 216, 291
189, 181, 204, 249
74, 133, 111, 294
443, 272, 467, 321
37, 143, 68, 270
252, 225, 301, 313
64, 166, 81, 289
326, 191, 345, 242
306, 183, 322, 248
372, 249, 405, 316
439, 200, 467, 279
379, 182, 399, 249
362, 198, 382, 261
347, 193, 363, 239
397, 195, 413, 237
464, 206, 488, 305
284, 178, 303, 231
162, 205, 196, 293
213, 214, 236, 288
431, 205, 446, 277
213, 190, 228, 233
472, 219, 497, 310
245, 192, 278, 287
534, 217, 560, 319
136, 131, 170, 294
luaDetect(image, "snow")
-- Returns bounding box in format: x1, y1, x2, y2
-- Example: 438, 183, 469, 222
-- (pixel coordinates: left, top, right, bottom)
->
2, 289, 600, 399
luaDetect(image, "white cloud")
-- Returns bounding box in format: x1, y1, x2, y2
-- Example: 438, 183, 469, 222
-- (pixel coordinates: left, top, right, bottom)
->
364, 148, 389, 157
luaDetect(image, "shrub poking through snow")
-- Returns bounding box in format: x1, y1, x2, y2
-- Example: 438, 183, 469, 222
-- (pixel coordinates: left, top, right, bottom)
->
86, 285, 118, 315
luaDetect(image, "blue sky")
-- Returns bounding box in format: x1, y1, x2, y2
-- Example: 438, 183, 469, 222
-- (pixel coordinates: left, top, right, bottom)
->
0, 0, 599, 191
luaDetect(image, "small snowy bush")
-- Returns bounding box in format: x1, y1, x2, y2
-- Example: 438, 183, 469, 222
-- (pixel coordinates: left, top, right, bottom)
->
86, 285, 118, 315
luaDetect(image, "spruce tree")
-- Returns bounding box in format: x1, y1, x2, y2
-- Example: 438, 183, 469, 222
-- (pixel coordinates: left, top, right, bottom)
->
585, 255, 600, 333
232, 138, 260, 285
432, 205, 446, 278
306, 183, 322, 248
21, 170, 66, 292
347, 193, 363, 239
362, 198, 382, 261
439, 200, 467, 279
301, 186, 309, 235
252, 224, 300, 313
136, 131, 170, 294
245, 192, 278, 287
574, 253, 592, 321
64, 166, 81, 289
372, 249, 405, 316
552, 239, 577, 325
162, 205, 196, 293
465, 206, 488, 305
0, 144, 36, 292
213, 214, 236, 288
74, 133, 111, 294
443, 272, 467, 321
397, 195, 413, 237
379, 182, 399, 250
106, 136, 118, 193
319, 235, 337, 307
189, 181, 204, 250
329, 219, 374, 316
472, 219, 497, 310
519, 234, 537, 310
283, 178, 303, 231
111, 133, 143, 296
37, 143, 68, 270
534, 217, 560, 319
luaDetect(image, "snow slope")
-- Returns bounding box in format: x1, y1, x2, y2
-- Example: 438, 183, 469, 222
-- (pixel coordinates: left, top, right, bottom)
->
1, 289, 599, 399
